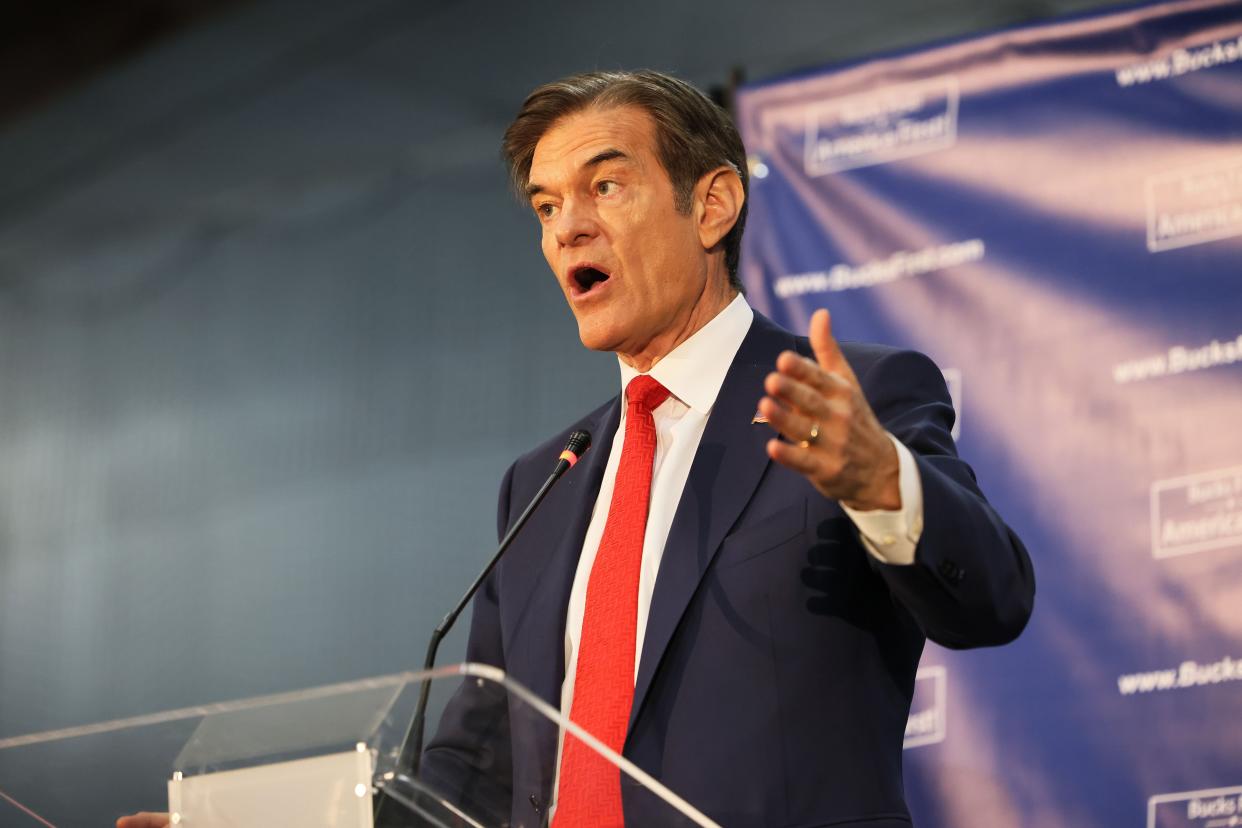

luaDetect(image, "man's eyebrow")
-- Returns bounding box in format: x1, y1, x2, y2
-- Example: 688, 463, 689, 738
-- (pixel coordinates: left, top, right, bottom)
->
584, 148, 628, 168
525, 149, 631, 201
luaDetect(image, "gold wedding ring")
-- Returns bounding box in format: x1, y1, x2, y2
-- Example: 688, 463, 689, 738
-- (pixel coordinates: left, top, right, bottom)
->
799, 421, 820, 449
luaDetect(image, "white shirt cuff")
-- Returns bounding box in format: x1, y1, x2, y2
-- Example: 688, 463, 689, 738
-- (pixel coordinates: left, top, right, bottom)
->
840, 434, 924, 566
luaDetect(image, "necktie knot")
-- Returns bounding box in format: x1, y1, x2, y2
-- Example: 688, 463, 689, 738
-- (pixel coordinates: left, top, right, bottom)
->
626, 375, 670, 413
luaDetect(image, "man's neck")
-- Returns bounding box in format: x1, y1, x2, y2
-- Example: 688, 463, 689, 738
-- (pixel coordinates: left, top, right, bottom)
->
618, 285, 739, 373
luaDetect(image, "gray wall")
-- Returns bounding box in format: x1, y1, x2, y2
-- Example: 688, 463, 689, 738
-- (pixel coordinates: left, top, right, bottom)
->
0, 0, 1116, 819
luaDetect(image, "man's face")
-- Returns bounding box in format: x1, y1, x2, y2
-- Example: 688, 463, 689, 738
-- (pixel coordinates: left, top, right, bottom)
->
526, 105, 715, 365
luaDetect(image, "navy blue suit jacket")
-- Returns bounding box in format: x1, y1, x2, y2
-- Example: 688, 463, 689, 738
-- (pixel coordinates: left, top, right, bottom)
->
424, 312, 1035, 827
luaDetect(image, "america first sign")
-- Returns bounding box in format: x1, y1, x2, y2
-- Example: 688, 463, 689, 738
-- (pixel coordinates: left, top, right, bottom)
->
802, 76, 959, 176
1151, 466, 1242, 559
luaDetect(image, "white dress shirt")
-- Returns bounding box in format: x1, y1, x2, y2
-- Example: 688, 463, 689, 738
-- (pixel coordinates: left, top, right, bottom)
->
555, 293, 925, 783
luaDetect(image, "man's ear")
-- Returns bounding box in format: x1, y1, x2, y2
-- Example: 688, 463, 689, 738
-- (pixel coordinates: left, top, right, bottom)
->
694, 166, 745, 252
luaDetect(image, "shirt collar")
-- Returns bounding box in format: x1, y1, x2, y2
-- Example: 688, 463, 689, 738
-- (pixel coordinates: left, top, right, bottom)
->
618, 293, 754, 415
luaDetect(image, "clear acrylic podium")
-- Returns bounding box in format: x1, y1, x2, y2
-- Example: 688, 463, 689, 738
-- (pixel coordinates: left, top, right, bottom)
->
0, 663, 719, 828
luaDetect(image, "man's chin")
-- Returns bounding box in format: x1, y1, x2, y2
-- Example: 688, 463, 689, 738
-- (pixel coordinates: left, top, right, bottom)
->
574, 319, 624, 354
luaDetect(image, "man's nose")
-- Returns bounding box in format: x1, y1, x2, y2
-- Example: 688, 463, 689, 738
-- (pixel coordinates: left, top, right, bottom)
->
553, 198, 598, 247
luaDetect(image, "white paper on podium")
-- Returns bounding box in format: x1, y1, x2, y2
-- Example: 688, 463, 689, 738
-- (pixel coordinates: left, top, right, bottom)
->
168, 746, 373, 828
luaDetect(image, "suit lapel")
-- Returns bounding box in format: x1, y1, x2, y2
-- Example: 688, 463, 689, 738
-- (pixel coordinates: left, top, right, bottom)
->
627, 313, 795, 735
513, 398, 622, 710
504, 399, 621, 808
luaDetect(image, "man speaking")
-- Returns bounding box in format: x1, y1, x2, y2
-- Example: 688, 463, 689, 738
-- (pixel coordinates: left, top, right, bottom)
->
424, 69, 1035, 828
120, 69, 1034, 828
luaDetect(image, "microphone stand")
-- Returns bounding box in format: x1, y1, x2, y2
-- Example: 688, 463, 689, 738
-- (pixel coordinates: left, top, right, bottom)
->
376, 430, 590, 824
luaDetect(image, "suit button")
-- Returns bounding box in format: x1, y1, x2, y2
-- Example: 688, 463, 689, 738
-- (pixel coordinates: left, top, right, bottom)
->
938, 559, 965, 584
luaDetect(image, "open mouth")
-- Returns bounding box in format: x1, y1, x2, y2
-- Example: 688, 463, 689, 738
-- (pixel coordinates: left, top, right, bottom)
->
569, 264, 611, 296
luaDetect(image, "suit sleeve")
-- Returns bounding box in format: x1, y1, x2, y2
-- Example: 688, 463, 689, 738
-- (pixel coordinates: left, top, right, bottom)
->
412, 464, 517, 821
859, 348, 1035, 649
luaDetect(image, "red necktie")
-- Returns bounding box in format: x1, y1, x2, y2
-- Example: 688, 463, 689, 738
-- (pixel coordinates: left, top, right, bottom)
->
554, 375, 670, 828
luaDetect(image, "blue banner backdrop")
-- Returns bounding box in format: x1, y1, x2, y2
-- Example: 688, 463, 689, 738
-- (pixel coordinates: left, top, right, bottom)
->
736, 1, 1242, 825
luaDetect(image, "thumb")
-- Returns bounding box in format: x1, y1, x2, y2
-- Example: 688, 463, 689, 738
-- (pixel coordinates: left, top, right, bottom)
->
809, 308, 855, 380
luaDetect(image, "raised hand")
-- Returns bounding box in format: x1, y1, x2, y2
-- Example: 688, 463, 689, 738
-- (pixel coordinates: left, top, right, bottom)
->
759, 308, 901, 511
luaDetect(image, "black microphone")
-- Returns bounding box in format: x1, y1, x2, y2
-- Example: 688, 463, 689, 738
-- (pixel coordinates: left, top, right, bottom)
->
385, 429, 592, 806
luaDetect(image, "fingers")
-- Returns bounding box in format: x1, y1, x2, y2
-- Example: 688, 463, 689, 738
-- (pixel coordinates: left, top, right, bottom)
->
764, 366, 848, 418
765, 433, 849, 497
759, 308, 897, 508
758, 388, 845, 450
117, 813, 170, 828
809, 309, 857, 383
762, 343, 855, 452
766, 436, 821, 475
774, 350, 849, 396
758, 396, 812, 448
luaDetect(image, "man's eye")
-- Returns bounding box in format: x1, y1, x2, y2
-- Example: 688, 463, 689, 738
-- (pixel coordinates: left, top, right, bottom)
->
536, 203, 557, 218
595, 180, 616, 196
